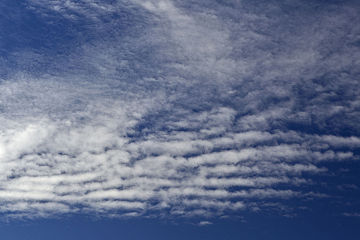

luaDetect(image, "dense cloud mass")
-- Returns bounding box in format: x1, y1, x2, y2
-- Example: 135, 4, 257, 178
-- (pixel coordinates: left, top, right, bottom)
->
0, 0, 359, 219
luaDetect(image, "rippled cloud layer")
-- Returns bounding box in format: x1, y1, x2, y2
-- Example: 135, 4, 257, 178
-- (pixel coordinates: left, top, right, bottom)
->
0, 0, 359, 219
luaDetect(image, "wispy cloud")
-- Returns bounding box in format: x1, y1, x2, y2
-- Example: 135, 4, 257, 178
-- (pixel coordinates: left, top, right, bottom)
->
0, 0, 359, 219
198, 220, 213, 226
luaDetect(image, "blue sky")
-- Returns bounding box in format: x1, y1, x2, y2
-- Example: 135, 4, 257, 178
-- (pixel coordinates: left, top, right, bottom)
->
0, 0, 359, 239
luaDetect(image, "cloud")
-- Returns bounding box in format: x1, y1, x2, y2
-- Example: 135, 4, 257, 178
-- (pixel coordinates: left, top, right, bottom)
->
0, 0, 359, 219
343, 212, 360, 217
198, 220, 213, 226
0, 102, 356, 218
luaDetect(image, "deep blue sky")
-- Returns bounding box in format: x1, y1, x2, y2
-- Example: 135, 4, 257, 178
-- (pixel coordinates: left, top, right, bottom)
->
0, 212, 360, 240
0, 0, 359, 239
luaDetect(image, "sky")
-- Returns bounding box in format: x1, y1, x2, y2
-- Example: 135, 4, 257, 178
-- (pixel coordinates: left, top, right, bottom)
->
0, 0, 359, 239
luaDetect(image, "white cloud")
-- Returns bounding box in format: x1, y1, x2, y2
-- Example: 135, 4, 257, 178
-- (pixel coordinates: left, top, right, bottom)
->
0, 0, 358, 220
198, 220, 213, 226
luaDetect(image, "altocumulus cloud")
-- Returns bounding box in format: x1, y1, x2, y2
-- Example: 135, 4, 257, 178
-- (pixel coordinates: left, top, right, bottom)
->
0, 0, 359, 219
